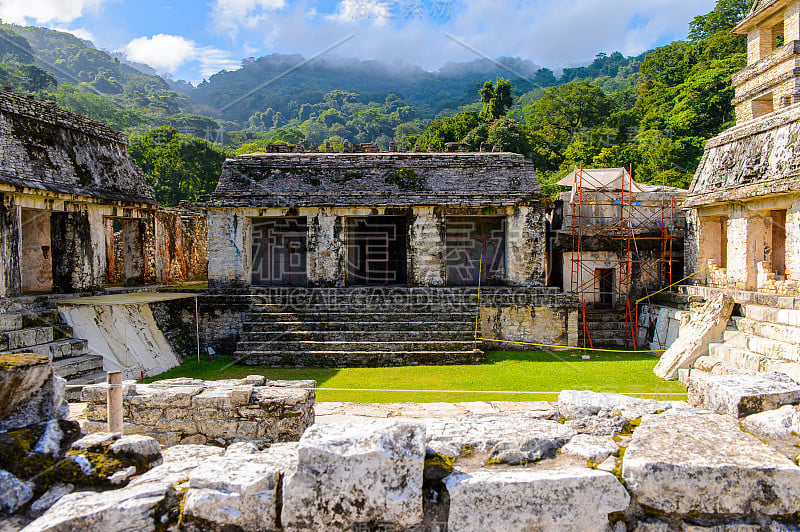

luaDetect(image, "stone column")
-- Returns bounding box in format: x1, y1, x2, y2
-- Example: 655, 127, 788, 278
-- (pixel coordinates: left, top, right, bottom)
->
408, 206, 444, 286
725, 207, 749, 290
684, 209, 701, 284
51, 207, 103, 293
207, 208, 250, 289
306, 209, 345, 287
506, 205, 547, 286
784, 199, 800, 281
122, 218, 145, 286
785, 2, 800, 43
748, 26, 775, 64
0, 193, 21, 298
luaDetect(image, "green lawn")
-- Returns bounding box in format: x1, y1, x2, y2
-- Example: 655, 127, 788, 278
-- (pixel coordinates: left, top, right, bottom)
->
147, 350, 686, 403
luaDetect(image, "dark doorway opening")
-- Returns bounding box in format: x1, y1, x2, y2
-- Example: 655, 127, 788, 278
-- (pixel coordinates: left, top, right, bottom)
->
347, 216, 407, 286
597, 268, 615, 308
445, 217, 507, 286
251, 217, 308, 286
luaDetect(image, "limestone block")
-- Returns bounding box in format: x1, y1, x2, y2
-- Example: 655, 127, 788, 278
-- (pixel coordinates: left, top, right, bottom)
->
742, 404, 800, 439
0, 370, 67, 431
424, 414, 575, 463
182, 443, 298, 529
444, 468, 630, 532
685, 372, 800, 418
109, 435, 162, 465
30, 484, 74, 515
558, 390, 672, 420
0, 469, 35, 515
654, 293, 734, 380
0, 353, 52, 421
622, 409, 800, 516
281, 419, 425, 531
562, 434, 619, 462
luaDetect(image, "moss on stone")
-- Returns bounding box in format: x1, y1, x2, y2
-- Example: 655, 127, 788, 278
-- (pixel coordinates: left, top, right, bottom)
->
0, 352, 50, 369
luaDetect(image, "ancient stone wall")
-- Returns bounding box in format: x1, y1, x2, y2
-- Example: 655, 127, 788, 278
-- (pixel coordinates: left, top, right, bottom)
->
0, 192, 21, 298
80, 377, 315, 447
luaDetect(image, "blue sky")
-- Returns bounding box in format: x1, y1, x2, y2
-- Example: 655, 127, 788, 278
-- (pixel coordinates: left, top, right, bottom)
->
0, 0, 717, 84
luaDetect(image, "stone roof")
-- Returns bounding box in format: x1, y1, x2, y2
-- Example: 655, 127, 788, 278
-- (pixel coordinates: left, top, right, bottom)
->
209, 152, 541, 208
0, 90, 156, 205
733, 0, 785, 33
686, 101, 800, 208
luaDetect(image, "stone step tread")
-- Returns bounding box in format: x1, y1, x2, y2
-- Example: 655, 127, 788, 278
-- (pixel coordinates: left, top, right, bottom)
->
0, 313, 23, 333
19, 310, 63, 328
243, 321, 473, 329
52, 354, 105, 380
735, 317, 800, 343
66, 369, 108, 385
6, 338, 89, 360
0, 326, 55, 349
708, 343, 799, 370
243, 313, 476, 321
742, 304, 800, 328
241, 330, 475, 336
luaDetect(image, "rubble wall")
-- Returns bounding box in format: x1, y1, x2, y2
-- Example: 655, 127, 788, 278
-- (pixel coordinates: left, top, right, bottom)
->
80, 377, 315, 447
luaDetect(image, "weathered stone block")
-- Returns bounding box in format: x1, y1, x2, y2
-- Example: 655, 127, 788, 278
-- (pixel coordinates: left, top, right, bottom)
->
622, 409, 800, 516
281, 419, 425, 531
742, 404, 800, 439
558, 390, 673, 420
686, 372, 800, 418
444, 468, 630, 532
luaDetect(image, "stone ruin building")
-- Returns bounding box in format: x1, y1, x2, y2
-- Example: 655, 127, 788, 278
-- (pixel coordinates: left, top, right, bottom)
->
0, 88, 207, 389
204, 151, 581, 365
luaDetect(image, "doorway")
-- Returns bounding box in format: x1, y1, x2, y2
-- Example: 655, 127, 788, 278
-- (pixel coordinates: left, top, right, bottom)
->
445, 216, 507, 286
346, 216, 407, 285
251, 217, 308, 286
596, 268, 615, 308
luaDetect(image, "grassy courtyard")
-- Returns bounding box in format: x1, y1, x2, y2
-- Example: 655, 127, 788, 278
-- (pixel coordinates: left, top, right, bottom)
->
148, 350, 686, 403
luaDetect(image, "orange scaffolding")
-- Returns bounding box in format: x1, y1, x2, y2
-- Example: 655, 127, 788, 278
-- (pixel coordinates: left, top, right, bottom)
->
568, 164, 676, 350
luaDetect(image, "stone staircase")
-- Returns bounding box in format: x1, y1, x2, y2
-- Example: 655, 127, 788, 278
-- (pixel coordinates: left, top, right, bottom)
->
233, 287, 514, 367
695, 303, 800, 382
0, 309, 105, 400
579, 309, 633, 348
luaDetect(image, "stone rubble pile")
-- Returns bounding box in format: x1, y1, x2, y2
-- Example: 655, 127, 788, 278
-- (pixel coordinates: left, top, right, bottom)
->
0, 354, 165, 528
79, 376, 316, 446
19, 389, 800, 532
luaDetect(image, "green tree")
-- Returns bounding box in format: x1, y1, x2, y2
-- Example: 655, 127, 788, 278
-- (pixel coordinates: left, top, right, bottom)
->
689, 0, 753, 41
129, 126, 230, 206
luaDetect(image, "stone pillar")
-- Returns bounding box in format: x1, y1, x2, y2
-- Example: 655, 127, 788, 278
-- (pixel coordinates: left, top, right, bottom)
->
684, 209, 701, 284
408, 206, 444, 286
725, 207, 749, 290
506, 206, 547, 286
784, 199, 800, 280
306, 209, 345, 287
207, 208, 250, 289
0, 193, 21, 298
785, 2, 800, 43
51, 207, 103, 293
748, 26, 775, 64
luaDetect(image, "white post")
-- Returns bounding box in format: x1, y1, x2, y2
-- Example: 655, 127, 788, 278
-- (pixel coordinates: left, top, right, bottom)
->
107, 371, 123, 433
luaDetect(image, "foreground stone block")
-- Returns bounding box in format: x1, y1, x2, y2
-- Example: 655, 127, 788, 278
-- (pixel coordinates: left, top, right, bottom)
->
444, 468, 629, 532
685, 372, 800, 418
182, 442, 298, 530
558, 390, 673, 420
0, 354, 67, 431
622, 409, 800, 516
654, 293, 734, 380
742, 404, 800, 440
281, 419, 425, 531
424, 414, 575, 464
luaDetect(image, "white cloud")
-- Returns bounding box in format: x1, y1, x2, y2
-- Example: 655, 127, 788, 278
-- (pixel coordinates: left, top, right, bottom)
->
211, 0, 286, 33
0, 0, 106, 25
125, 34, 197, 72
326, 0, 392, 27
197, 46, 241, 77
228, 0, 717, 74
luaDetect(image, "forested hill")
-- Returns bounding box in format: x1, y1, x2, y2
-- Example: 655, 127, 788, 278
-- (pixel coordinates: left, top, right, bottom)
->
0, 0, 752, 206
